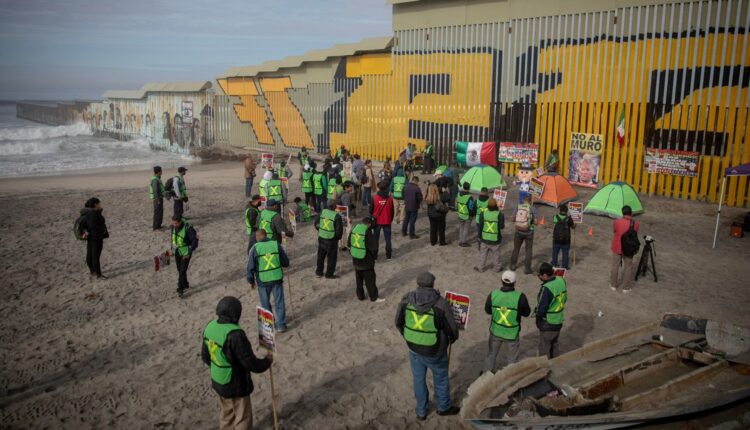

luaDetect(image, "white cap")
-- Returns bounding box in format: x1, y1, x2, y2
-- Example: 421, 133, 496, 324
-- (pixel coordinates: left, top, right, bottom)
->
501, 270, 517, 285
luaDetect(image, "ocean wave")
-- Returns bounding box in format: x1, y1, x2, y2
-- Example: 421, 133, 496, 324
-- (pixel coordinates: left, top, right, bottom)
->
0, 122, 92, 142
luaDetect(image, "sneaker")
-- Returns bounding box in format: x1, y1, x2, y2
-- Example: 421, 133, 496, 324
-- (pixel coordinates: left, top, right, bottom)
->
277, 327, 288, 333
374, 298, 386, 303
473, 266, 485, 273
609, 285, 617, 292
410, 235, 421, 239
177, 289, 185, 298
622, 288, 632, 294
417, 414, 427, 421
437, 406, 460, 416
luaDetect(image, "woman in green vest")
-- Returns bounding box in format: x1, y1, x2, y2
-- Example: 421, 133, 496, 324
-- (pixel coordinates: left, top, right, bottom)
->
482, 271, 530, 373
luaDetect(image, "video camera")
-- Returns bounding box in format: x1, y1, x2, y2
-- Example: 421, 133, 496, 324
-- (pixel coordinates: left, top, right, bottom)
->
644, 235, 654, 243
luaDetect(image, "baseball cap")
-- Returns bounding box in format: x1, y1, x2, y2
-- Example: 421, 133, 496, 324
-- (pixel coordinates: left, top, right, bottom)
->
250, 194, 261, 201
178, 166, 188, 173
267, 198, 278, 206
501, 270, 517, 284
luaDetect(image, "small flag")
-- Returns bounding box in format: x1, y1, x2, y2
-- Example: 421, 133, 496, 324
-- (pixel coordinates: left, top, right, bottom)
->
616, 110, 626, 147
455, 141, 497, 167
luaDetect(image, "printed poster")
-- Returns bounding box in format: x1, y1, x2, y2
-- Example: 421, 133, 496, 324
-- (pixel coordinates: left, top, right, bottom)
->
288, 208, 297, 233
444, 291, 470, 330
529, 177, 545, 199
568, 202, 583, 224
336, 205, 350, 228
497, 142, 539, 165
493, 189, 507, 210
568, 132, 603, 188
256, 306, 276, 352
645, 148, 700, 177
261, 153, 274, 170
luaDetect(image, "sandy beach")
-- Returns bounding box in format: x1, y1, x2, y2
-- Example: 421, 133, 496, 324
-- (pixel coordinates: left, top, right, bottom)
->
1, 161, 749, 429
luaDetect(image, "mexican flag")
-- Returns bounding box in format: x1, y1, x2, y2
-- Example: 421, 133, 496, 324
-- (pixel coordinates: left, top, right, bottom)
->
455, 141, 497, 166
616, 110, 626, 147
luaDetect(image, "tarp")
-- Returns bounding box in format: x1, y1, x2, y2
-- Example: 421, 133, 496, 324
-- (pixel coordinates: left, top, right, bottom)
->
713, 163, 750, 248
584, 181, 643, 218
533, 173, 578, 207
459, 166, 506, 193
725, 162, 750, 176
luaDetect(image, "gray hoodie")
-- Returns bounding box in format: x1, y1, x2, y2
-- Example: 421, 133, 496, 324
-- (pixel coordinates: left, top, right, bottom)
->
395, 287, 458, 357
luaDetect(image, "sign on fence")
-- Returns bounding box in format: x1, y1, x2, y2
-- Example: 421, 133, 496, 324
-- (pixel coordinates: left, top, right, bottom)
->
568, 132, 603, 188
645, 148, 700, 177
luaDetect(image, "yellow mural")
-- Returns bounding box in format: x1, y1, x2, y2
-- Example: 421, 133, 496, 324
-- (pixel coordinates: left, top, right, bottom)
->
217, 78, 274, 145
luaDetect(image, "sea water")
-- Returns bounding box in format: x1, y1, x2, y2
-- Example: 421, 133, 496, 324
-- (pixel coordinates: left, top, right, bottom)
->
0, 103, 194, 177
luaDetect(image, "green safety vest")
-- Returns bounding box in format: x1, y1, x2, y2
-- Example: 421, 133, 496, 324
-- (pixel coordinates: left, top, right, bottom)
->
259, 209, 277, 235
392, 176, 406, 200
278, 166, 286, 178
425, 144, 433, 156
258, 178, 268, 198
350, 223, 368, 260
254, 240, 283, 283
490, 290, 521, 340
298, 202, 311, 221
149, 176, 164, 200
312, 173, 324, 196
318, 209, 337, 240
171, 223, 192, 256
244, 206, 259, 236
301, 171, 314, 193
456, 194, 471, 221
327, 179, 338, 199
475, 199, 489, 223
267, 179, 283, 202
299, 153, 309, 166
203, 320, 241, 385
174, 176, 187, 199
404, 304, 437, 346
538, 277, 567, 325
482, 210, 500, 242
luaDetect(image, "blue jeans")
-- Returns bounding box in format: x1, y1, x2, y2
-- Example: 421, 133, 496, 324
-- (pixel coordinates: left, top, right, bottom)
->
552, 243, 570, 269
373, 224, 392, 259
257, 282, 286, 330
361, 187, 372, 207
245, 177, 254, 198
402, 210, 418, 236
409, 350, 451, 417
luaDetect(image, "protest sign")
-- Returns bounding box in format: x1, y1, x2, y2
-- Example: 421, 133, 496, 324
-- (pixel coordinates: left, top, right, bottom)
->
444, 291, 471, 330
335, 205, 350, 227
529, 177, 545, 199
553, 267, 567, 277
535, 167, 545, 177
645, 148, 700, 176
497, 142, 539, 165
568, 202, 583, 224
493, 189, 507, 210
256, 306, 276, 352
288, 208, 297, 233
280, 177, 289, 186
568, 132, 603, 188
261, 153, 274, 170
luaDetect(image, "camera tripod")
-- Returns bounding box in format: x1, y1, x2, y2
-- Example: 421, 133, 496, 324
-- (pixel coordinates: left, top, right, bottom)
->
635, 238, 657, 282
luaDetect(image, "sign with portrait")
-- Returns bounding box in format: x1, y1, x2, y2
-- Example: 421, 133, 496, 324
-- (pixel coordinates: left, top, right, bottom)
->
568, 132, 603, 189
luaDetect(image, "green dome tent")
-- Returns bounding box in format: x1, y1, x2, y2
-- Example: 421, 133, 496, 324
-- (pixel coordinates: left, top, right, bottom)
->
584, 181, 643, 218
459, 166, 507, 193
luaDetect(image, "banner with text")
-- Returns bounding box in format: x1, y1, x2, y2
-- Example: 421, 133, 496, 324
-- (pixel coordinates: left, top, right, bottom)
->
497, 142, 539, 165
645, 148, 700, 177
493, 189, 507, 210
568, 202, 584, 224
444, 291, 471, 330
568, 132, 603, 189
257, 306, 276, 352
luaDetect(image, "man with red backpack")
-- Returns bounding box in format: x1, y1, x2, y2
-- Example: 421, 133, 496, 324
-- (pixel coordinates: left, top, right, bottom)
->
509, 194, 537, 274
551, 204, 576, 269
610, 205, 640, 293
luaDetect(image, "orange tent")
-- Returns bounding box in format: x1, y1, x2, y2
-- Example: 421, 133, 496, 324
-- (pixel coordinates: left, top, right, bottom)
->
533, 173, 578, 207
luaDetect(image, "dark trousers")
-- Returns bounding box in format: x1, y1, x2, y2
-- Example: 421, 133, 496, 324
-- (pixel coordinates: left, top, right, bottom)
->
316, 239, 338, 277
373, 225, 392, 259
304, 192, 315, 210
245, 177, 254, 198
173, 199, 184, 219
510, 232, 534, 273
315, 195, 327, 214
539, 330, 561, 358
247, 232, 257, 255
402, 210, 418, 237
428, 216, 446, 245
551, 243, 570, 269
355, 269, 378, 300
153, 199, 164, 230
86, 239, 103, 276
175, 253, 191, 292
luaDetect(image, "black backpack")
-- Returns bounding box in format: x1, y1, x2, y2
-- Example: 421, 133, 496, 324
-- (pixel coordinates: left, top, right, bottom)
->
621, 220, 641, 257
73, 213, 88, 241
164, 177, 176, 199
552, 215, 571, 244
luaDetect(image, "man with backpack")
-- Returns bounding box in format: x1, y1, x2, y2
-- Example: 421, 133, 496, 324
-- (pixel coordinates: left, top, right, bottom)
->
509, 194, 538, 274
171, 215, 198, 298
349, 217, 383, 302
456, 182, 476, 247
149, 166, 165, 231
535, 262, 567, 358
167, 166, 189, 219
610, 205, 640, 293
551, 204, 576, 269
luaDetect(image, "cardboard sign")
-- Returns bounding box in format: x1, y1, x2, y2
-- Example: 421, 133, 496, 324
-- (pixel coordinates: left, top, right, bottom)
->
553, 267, 567, 277
493, 189, 508, 210
257, 306, 276, 352
497, 142, 539, 164
529, 177, 545, 199
645, 148, 700, 177
568, 132, 603, 188
288, 208, 297, 233
535, 167, 545, 177
261, 153, 274, 170
259, 195, 267, 210
444, 291, 471, 330
568, 202, 583, 224
336, 205, 350, 228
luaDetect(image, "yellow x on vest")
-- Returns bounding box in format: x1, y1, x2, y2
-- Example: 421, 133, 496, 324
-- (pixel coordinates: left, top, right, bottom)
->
394, 183, 403, 192
411, 311, 429, 330
553, 292, 566, 312
261, 254, 277, 270
269, 185, 280, 195
321, 218, 333, 230
485, 222, 497, 233
352, 233, 363, 248
458, 205, 468, 215
260, 220, 269, 230
496, 308, 512, 326
208, 340, 222, 366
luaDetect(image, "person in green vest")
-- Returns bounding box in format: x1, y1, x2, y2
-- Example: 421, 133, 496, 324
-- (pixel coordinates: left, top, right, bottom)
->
172, 166, 188, 219
312, 166, 328, 214
258, 169, 272, 200
301, 164, 315, 209
475, 187, 491, 242
314, 200, 344, 279
171, 215, 198, 298
244, 194, 262, 253
456, 182, 477, 247
390, 171, 407, 226
265, 173, 284, 211
544, 149, 560, 173
349, 217, 383, 302
277, 160, 293, 199
475, 198, 505, 273
327, 173, 343, 202
297, 147, 309, 168
422, 142, 434, 174
510, 194, 538, 274
292, 197, 312, 222
258, 199, 293, 244
247, 229, 291, 332
395, 272, 460, 420
482, 271, 531, 373
201, 296, 272, 430
535, 262, 568, 358
149, 165, 165, 231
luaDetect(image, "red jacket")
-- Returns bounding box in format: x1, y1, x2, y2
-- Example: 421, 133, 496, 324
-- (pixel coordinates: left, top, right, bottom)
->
611, 215, 639, 255
372, 192, 394, 225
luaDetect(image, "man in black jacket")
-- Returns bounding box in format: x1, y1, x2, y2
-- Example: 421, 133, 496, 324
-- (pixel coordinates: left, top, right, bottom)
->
348, 217, 383, 302
395, 272, 460, 420
81, 197, 109, 279
535, 262, 568, 358
402, 176, 423, 239
202, 296, 272, 430
314, 200, 344, 279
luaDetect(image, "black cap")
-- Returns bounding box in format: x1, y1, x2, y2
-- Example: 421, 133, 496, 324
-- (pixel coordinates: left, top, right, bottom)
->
250, 194, 261, 201
178, 166, 188, 173
153, 166, 162, 174
538, 262, 554, 276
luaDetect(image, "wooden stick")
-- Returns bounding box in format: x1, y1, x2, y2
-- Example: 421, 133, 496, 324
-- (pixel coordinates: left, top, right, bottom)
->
269, 366, 280, 430
573, 228, 577, 266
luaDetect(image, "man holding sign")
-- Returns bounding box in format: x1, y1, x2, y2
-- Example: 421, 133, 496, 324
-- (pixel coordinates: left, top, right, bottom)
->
202, 296, 273, 430
247, 230, 291, 332
482, 271, 530, 373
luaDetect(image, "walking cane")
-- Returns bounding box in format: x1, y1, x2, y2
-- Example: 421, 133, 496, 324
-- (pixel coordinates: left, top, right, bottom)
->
269, 366, 280, 430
